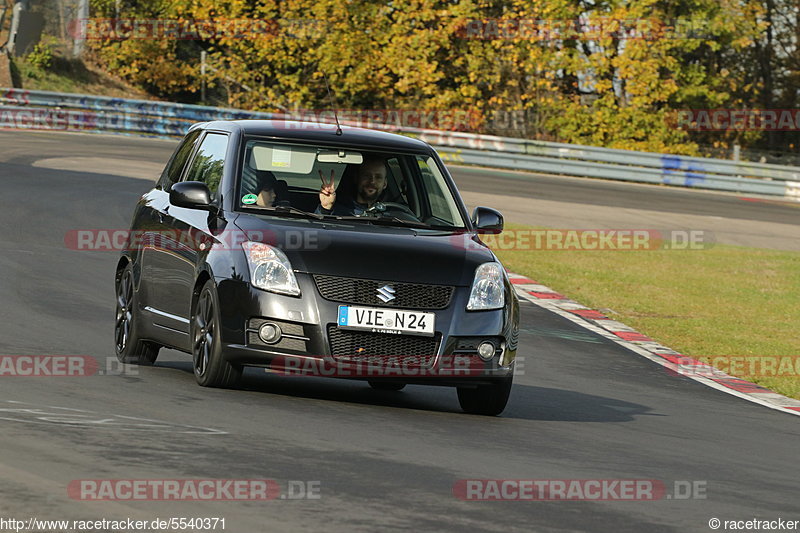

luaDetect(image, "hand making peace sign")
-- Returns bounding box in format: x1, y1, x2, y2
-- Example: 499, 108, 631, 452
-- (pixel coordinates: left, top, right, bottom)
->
319, 169, 336, 210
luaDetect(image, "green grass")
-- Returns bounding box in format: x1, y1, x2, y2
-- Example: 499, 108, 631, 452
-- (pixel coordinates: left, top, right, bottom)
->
494, 223, 800, 399
15, 56, 85, 94
12, 46, 149, 99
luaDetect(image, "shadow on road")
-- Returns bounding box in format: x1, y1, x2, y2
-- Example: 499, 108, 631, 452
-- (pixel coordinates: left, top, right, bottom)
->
155, 359, 658, 423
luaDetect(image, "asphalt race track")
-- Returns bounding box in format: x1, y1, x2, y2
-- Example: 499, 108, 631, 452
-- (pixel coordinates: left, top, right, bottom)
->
0, 130, 798, 532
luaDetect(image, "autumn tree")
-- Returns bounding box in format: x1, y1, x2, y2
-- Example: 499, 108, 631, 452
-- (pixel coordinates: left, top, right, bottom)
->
87, 0, 795, 156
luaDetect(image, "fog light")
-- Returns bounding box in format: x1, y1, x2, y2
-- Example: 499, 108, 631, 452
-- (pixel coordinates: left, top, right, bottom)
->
477, 341, 496, 361
258, 323, 282, 344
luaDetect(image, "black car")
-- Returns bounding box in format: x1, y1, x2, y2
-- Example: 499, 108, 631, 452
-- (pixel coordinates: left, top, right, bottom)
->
114, 120, 520, 415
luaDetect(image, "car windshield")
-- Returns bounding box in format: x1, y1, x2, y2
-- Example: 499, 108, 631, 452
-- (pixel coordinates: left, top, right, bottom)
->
237, 138, 467, 229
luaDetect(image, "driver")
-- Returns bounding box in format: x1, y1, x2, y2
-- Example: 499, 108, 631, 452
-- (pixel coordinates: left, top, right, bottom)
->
316, 157, 388, 216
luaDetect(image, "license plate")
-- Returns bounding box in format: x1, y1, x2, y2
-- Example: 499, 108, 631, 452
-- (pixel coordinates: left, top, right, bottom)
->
337, 306, 435, 337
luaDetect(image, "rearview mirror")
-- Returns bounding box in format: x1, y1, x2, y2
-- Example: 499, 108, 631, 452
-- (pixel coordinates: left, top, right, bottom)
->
170, 181, 213, 210
317, 150, 363, 164
472, 206, 504, 234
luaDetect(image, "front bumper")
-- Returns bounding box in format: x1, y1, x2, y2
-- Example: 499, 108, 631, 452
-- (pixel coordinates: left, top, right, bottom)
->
215, 273, 518, 385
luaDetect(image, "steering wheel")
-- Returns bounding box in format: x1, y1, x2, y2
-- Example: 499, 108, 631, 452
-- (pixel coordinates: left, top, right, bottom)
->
363, 202, 420, 221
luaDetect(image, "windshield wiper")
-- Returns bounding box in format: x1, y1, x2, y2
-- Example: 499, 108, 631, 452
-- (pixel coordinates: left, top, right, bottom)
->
363, 216, 431, 229
328, 214, 454, 231
251, 205, 324, 220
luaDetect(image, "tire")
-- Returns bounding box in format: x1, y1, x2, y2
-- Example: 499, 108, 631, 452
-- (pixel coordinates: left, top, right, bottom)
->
115, 264, 160, 365
457, 376, 513, 416
368, 381, 406, 391
192, 279, 242, 388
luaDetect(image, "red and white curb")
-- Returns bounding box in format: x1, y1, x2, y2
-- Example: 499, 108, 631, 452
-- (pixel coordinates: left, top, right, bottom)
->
508, 271, 800, 418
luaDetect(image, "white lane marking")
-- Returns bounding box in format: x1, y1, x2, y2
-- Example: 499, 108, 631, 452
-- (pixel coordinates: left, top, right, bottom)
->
512, 281, 800, 418
0, 400, 228, 434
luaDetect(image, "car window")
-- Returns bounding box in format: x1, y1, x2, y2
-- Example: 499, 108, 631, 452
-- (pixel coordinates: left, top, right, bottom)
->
417, 156, 461, 225
238, 138, 466, 228
184, 132, 229, 196
158, 130, 201, 190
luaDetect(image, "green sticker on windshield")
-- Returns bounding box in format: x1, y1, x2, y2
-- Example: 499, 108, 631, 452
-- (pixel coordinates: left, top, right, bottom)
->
242, 193, 258, 205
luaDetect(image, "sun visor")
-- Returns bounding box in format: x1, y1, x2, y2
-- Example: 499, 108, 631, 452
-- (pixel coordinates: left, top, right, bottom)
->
250, 145, 317, 174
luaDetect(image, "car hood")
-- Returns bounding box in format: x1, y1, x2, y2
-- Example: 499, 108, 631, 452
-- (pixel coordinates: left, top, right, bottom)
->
232, 213, 496, 286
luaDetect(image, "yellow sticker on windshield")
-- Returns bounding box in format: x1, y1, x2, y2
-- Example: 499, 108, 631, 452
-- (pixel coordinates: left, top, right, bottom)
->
272, 148, 292, 168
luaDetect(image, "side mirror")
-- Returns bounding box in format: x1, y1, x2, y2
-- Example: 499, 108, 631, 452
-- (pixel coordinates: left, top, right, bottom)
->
472, 206, 504, 234
170, 181, 213, 210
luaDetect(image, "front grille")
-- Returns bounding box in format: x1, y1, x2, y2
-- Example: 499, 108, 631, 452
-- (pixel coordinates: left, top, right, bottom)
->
247, 332, 307, 352
248, 318, 304, 336
246, 318, 308, 352
327, 325, 439, 367
314, 275, 453, 309
452, 337, 503, 358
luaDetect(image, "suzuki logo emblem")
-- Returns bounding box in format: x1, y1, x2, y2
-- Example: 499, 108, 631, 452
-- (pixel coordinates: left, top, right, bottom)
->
376, 285, 396, 303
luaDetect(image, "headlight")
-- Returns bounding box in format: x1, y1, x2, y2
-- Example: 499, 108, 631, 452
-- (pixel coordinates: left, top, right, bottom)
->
242, 241, 300, 296
466, 262, 505, 310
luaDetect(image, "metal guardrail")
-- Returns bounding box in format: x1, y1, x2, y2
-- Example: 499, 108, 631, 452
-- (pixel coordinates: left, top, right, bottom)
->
2, 87, 799, 200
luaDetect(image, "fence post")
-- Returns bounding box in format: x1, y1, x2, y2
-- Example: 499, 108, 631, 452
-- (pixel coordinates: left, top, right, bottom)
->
72, 0, 88, 57
6, 1, 25, 56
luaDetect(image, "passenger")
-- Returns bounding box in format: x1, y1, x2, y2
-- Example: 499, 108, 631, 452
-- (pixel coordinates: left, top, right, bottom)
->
254, 171, 277, 208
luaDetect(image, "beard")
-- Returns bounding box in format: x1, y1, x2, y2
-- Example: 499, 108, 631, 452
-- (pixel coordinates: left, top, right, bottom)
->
358, 185, 381, 204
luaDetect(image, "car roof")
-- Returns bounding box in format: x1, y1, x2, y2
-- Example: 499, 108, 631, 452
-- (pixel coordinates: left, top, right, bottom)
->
192, 120, 433, 152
